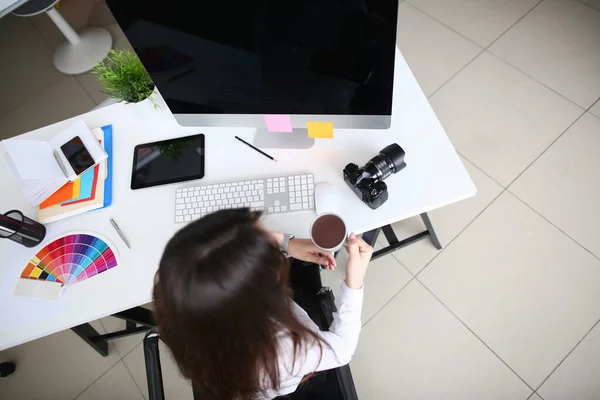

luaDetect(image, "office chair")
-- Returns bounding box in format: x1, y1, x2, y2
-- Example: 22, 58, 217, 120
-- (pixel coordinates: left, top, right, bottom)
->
143, 263, 359, 400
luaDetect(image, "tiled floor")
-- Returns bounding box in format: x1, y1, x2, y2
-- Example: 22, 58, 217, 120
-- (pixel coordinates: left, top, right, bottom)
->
1, 0, 600, 399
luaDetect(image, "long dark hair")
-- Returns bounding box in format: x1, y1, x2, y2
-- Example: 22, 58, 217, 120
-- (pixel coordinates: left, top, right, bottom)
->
153, 209, 324, 399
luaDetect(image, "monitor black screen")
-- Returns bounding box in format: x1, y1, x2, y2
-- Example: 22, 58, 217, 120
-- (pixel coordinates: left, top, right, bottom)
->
107, 0, 398, 116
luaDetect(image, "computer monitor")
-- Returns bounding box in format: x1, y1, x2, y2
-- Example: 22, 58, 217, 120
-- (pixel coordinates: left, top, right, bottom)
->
107, 0, 399, 148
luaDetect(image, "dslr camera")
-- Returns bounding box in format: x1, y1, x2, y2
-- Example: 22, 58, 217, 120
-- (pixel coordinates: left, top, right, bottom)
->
343, 143, 407, 210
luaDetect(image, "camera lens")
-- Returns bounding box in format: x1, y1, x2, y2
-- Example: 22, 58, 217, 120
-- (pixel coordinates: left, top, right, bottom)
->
363, 144, 405, 181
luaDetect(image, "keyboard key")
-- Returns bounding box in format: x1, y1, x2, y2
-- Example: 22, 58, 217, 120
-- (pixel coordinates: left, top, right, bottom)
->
203, 195, 209, 201
192, 202, 198, 208
290, 204, 302, 211
201, 207, 207, 213
302, 184, 307, 190
274, 206, 280, 212
176, 199, 184, 204
309, 190, 314, 195
267, 189, 273, 194
176, 216, 184, 223
303, 202, 309, 209
274, 188, 279, 194
253, 196, 259, 201
176, 204, 185, 210
267, 182, 272, 188
290, 198, 295, 204
251, 201, 264, 208
210, 201, 215, 206
309, 197, 314, 208
176, 210, 183, 216
207, 206, 213, 212
194, 191, 200, 196
246, 191, 252, 197
273, 181, 279, 187
176, 192, 182, 199
268, 207, 274, 212
186, 204, 193, 209
302, 190, 307, 196
183, 209, 189, 215
281, 206, 287, 212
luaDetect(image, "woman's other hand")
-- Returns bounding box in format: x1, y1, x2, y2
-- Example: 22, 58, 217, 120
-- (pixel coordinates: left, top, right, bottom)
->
287, 238, 336, 270
345, 233, 373, 289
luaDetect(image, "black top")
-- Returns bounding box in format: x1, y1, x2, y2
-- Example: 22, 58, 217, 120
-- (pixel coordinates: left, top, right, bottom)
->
106, 0, 399, 116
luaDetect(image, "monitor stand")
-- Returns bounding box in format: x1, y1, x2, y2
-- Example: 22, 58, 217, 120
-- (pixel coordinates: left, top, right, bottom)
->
253, 128, 315, 149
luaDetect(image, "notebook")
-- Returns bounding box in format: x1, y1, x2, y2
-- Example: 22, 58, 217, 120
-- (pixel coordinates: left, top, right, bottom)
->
4, 121, 107, 206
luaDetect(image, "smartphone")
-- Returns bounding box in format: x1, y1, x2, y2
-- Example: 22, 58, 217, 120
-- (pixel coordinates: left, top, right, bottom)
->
60, 136, 95, 175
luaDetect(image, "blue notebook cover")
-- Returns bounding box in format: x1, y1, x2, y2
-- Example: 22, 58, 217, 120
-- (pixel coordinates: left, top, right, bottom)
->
101, 125, 113, 208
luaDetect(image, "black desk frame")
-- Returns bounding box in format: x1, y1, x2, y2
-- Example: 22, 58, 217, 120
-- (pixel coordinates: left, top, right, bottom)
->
70, 212, 440, 357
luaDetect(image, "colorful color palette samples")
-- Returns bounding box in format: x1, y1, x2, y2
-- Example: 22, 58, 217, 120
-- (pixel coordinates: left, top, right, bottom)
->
20, 233, 117, 288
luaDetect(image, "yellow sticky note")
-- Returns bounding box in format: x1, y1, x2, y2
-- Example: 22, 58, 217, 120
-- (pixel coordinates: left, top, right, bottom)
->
306, 121, 334, 139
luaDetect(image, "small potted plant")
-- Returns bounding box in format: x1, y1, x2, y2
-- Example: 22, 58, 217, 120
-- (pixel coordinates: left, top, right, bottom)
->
92, 49, 157, 109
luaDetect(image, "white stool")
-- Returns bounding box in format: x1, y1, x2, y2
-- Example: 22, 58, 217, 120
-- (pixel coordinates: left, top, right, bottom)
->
13, 0, 112, 75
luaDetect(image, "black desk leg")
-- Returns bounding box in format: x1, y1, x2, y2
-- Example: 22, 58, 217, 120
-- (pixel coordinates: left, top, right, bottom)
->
362, 212, 442, 261
421, 212, 442, 250
72, 306, 155, 357
72, 323, 109, 357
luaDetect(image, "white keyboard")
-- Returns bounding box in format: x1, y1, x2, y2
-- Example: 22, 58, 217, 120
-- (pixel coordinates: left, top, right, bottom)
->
174, 173, 315, 223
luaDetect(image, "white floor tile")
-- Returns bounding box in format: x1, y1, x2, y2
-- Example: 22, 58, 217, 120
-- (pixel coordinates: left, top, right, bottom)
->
75, 361, 144, 400
590, 99, 600, 118
351, 280, 530, 400
579, 0, 600, 11
510, 113, 600, 258
75, 71, 110, 105
0, 321, 121, 400
124, 342, 193, 400
429, 52, 582, 186
322, 251, 412, 324
0, 76, 95, 139
383, 157, 502, 275
0, 15, 63, 121
419, 192, 600, 387
538, 321, 600, 400
489, 0, 600, 108
408, 0, 539, 47
396, 2, 481, 97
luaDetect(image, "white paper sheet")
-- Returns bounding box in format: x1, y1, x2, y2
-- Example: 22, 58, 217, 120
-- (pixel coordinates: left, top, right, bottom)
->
0, 222, 67, 331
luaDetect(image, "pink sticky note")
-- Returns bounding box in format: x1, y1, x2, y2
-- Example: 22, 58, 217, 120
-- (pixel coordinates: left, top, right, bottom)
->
264, 115, 293, 132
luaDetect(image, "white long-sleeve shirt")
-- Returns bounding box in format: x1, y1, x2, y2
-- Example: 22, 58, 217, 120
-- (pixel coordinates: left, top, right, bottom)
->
260, 280, 364, 399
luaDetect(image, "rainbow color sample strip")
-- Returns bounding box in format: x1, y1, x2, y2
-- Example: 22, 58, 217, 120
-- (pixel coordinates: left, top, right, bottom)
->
19, 234, 117, 289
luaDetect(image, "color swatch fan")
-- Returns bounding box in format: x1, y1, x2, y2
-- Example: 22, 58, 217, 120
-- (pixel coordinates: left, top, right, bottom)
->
14, 233, 118, 300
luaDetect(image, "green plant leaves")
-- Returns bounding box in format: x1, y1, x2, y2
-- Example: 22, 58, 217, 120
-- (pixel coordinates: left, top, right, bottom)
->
92, 49, 156, 104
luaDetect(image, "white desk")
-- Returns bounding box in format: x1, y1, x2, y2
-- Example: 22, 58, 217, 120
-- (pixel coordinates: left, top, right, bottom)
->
0, 50, 475, 351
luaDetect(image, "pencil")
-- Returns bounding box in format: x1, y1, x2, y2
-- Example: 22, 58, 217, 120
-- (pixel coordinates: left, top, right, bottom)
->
235, 136, 277, 162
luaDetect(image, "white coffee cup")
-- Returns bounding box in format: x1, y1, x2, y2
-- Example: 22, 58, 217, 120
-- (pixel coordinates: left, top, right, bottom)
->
309, 212, 348, 253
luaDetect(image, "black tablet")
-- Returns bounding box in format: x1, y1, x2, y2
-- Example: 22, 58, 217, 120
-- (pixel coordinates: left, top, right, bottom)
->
131, 134, 205, 190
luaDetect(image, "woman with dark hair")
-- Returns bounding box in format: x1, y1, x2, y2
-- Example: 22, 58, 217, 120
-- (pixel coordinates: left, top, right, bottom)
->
153, 208, 372, 400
